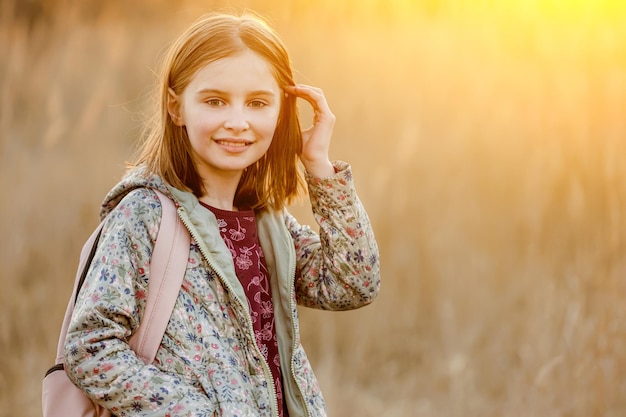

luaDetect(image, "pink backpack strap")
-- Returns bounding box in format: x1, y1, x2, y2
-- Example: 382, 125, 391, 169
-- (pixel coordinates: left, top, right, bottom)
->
130, 190, 190, 363
53, 189, 189, 366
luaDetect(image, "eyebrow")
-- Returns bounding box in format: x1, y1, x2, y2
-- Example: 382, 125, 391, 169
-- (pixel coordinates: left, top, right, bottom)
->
196, 88, 276, 97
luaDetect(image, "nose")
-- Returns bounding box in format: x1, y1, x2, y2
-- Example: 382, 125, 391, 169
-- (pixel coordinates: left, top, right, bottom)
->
223, 106, 250, 132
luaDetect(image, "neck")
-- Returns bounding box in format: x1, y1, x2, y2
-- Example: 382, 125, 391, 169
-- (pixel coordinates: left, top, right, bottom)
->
200, 195, 237, 211
198, 172, 241, 211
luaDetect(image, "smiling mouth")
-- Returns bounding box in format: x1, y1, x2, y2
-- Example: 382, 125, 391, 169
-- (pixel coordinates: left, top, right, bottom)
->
215, 139, 253, 147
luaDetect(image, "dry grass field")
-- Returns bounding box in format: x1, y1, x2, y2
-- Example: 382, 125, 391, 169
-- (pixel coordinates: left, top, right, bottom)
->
1, 0, 626, 415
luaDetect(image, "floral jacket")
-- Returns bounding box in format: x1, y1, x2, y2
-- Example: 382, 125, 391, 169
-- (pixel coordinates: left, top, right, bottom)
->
64, 161, 380, 417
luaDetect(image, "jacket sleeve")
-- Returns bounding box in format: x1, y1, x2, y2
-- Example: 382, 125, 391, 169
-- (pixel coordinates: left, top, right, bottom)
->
288, 161, 381, 310
64, 189, 216, 417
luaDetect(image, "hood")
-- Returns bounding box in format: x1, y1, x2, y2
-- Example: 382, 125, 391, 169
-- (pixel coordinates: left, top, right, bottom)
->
99, 166, 177, 220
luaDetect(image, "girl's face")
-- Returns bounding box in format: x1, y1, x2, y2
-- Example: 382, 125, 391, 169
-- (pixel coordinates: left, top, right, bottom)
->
170, 49, 282, 186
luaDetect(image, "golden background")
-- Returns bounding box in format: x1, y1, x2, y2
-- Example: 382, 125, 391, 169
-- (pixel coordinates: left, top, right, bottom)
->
1, 0, 625, 415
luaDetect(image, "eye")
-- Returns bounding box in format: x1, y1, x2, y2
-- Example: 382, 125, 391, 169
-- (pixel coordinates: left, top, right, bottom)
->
205, 98, 225, 107
248, 100, 268, 108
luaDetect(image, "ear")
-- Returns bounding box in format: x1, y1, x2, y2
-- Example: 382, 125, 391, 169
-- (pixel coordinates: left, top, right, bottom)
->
167, 88, 185, 126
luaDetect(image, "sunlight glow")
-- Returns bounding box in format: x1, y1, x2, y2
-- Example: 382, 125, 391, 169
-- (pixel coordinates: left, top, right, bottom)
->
350, 0, 626, 25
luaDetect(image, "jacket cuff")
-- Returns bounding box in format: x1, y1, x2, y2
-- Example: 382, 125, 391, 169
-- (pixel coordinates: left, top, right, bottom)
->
305, 161, 356, 210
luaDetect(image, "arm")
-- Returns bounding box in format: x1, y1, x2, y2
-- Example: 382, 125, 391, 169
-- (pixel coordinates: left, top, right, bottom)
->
64, 189, 216, 417
289, 161, 381, 310
284, 84, 380, 310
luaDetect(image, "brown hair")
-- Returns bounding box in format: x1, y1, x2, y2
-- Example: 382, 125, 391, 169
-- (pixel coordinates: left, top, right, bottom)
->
131, 12, 304, 211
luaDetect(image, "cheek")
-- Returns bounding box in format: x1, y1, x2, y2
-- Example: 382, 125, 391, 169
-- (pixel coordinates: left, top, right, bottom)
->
257, 109, 281, 139
185, 110, 221, 137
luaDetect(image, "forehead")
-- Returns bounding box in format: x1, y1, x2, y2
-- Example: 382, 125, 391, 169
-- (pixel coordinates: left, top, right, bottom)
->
186, 49, 280, 94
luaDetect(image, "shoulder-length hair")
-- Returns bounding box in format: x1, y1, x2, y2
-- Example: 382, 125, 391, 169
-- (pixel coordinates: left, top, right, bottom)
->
131, 12, 305, 211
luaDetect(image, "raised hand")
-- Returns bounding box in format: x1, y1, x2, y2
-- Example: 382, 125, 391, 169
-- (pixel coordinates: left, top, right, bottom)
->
285, 84, 336, 178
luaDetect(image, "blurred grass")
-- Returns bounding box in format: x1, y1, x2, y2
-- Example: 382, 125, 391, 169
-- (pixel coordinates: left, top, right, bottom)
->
1, 0, 626, 416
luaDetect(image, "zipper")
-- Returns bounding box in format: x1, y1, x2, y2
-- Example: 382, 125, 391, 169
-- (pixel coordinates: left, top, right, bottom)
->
287, 235, 312, 417
176, 207, 279, 417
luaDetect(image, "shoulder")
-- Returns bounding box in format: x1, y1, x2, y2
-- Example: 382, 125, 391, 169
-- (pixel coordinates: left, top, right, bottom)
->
108, 188, 163, 217
102, 188, 163, 241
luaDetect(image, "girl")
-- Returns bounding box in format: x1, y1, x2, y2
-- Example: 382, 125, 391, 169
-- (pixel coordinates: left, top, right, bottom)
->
64, 12, 380, 417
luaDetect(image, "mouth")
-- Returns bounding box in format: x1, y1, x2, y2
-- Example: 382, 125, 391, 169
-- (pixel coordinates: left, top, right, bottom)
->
214, 138, 253, 147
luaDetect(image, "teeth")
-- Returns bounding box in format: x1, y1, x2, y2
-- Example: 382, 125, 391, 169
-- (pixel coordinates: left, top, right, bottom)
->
217, 140, 249, 147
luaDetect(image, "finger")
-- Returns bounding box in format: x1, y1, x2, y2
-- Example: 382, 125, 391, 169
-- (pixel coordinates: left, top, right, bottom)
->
286, 85, 328, 110
286, 84, 324, 103
285, 84, 334, 123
